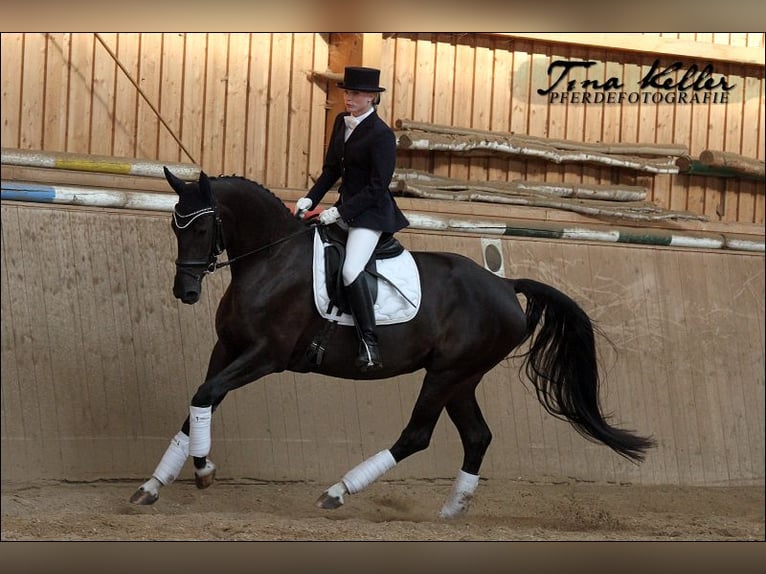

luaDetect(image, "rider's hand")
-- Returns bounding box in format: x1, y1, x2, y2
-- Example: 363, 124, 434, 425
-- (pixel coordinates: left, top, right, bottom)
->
319, 207, 341, 225
294, 197, 313, 218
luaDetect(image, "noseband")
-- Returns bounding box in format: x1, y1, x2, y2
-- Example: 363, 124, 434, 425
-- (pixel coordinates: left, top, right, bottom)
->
173, 207, 224, 275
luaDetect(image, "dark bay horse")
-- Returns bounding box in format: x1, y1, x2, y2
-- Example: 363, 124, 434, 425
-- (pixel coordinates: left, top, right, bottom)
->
129, 168, 654, 518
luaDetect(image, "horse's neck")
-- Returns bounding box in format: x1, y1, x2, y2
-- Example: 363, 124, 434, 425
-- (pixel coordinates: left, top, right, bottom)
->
218, 187, 302, 256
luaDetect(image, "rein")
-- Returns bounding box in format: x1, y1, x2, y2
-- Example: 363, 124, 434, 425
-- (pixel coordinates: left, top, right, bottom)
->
213, 225, 315, 270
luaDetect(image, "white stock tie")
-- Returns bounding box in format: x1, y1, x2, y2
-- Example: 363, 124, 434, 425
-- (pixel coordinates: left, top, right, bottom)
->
344, 115, 359, 141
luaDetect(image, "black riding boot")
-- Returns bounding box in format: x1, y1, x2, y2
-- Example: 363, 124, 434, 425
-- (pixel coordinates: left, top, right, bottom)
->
344, 275, 383, 371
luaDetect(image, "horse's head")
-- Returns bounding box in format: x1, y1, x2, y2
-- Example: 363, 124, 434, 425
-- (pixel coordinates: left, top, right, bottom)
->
165, 167, 224, 304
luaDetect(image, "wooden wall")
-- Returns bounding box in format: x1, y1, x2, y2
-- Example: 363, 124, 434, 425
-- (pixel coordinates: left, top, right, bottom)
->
377, 33, 765, 225
1, 32, 764, 224
1, 201, 764, 486
0, 32, 329, 188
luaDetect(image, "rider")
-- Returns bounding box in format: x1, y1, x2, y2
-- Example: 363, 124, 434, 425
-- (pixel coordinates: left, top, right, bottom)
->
295, 66, 409, 371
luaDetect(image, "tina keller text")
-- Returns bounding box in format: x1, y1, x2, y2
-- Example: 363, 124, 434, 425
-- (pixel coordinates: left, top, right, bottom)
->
538, 59, 735, 104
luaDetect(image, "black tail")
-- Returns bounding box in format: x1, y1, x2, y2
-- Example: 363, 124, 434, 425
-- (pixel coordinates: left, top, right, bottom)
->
513, 278, 655, 463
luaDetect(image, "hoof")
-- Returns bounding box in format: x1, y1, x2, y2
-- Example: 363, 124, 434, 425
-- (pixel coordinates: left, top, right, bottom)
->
194, 461, 217, 490
315, 482, 346, 509
129, 488, 159, 505
315, 492, 344, 509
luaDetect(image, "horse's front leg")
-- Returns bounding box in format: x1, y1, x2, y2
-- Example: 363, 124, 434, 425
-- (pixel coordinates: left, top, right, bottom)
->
129, 409, 221, 505
187, 345, 282, 489
130, 340, 239, 505
130, 425, 191, 505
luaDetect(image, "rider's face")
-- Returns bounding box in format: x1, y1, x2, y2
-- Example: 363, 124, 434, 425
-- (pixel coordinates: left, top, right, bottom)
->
343, 90, 375, 117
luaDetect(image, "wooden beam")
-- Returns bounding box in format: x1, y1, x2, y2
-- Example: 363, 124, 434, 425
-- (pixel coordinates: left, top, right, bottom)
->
495, 33, 764, 66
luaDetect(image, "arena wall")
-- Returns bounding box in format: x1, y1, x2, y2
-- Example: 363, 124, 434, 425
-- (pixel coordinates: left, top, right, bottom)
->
2, 200, 763, 486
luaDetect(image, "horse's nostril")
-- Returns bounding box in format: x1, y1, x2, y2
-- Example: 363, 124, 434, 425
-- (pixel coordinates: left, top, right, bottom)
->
182, 292, 199, 304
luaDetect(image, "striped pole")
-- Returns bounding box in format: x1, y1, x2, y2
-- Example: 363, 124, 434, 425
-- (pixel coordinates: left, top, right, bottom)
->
1, 181, 177, 212
1, 148, 200, 180
2, 182, 763, 253
404, 214, 765, 253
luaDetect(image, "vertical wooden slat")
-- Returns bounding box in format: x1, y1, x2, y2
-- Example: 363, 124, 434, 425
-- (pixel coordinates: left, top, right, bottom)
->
545, 43, 568, 184
738, 74, 763, 223
308, 34, 330, 189
264, 33, 292, 187
392, 35, 416, 172
0, 33, 23, 148
410, 33, 435, 175
244, 33, 271, 184
430, 33, 456, 179
158, 32, 186, 164
135, 33, 162, 159
64, 35, 90, 155
286, 33, 314, 188
509, 40, 532, 181
181, 33, 207, 169
488, 37, 512, 182
221, 33, 250, 176
467, 36, 493, 182
562, 44, 587, 186
90, 33, 117, 156
200, 33, 228, 173
20, 33, 46, 150
42, 33, 71, 152
526, 44, 550, 185
450, 36, 475, 181
377, 33, 396, 126
579, 47, 605, 188
112, 33, 139, 158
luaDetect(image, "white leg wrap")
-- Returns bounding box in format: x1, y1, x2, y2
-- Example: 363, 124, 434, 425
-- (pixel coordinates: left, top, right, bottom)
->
152, 431, 190, 485
341, 450, 397, 494
189, 405, 212, 457
439, 470, 480, 519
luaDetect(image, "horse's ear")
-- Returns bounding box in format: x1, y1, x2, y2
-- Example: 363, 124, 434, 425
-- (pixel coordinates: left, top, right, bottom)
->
163, 166, 187, 195
199, 171, 216, 207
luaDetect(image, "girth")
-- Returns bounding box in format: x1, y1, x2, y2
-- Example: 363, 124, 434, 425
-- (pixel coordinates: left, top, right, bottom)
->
318, 223, 404, 316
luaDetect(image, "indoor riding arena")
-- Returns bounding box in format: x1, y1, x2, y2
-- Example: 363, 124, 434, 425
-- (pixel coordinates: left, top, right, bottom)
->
2, 32, 764, 541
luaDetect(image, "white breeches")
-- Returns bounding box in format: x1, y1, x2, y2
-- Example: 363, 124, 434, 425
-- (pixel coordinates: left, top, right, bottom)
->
342, 227, 382, 286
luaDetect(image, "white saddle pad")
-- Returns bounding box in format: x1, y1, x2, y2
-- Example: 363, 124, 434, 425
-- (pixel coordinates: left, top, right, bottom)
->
312, 230, 421, 326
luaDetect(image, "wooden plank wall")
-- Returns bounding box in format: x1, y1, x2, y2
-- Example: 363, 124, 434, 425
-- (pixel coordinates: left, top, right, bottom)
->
1, 32, 763, 224
376, 33, 765, 225
2, 202, 763, 486
0, 32, 329, 189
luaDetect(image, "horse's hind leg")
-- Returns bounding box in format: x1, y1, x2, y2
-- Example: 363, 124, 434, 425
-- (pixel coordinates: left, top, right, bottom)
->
316, 371, 451, 510
439, 382, 491, 518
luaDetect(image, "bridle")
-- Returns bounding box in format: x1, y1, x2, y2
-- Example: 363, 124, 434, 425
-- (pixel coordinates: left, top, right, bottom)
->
172, 207, 225, 275
172, 205, 314, 275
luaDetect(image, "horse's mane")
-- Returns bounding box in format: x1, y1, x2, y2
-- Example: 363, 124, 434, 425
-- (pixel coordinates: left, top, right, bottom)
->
210, 175, 294, 218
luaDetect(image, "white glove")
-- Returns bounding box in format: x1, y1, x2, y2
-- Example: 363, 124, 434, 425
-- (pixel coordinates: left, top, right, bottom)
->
319, 207, 341, 225
295, 197, 313, 217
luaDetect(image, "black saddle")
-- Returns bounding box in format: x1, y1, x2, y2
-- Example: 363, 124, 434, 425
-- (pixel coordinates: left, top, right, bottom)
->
318, 223, 404, 316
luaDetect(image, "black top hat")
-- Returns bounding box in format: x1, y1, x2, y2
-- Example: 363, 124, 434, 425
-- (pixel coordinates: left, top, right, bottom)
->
337, 66, 386, 92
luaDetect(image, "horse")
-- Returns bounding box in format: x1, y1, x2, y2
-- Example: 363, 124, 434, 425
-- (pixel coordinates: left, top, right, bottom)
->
129, 168, 655, 518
